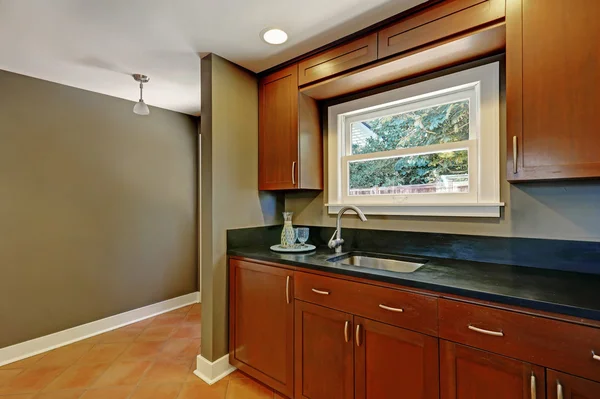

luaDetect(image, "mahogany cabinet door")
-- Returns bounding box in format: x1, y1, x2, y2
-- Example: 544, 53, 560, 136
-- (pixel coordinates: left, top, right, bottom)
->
259, 64, 299, 190
229, 259, 294, 398
440, 340, 545, 399
378, 0, 505, 59
354, 316, 439, 399
547, 370, 600, 399
294, 300, 354, 399
298, 33, 378, 86
507, 0, 600, 181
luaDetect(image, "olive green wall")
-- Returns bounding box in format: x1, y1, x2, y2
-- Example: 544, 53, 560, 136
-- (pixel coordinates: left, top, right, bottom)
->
285, 58, 600, 242
0, 70, 199, 349
200, 54, 282, 361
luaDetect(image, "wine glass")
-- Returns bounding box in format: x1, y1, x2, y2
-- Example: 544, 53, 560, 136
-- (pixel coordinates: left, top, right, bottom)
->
296, 227, 309, 248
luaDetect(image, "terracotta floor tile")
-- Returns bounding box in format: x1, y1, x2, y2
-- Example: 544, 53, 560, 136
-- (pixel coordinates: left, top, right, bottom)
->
43, 363, 110, 391
135, 326, 176, 342
183, 313, 201, 324
34, 345, 94, 368
160, 338, 200, 362
0, 366, 66, 395
78, 385, 134, 399
0, 368, 24, 386
139, 360, 191, 385
33, 388, 85, 398
187, 304, 201, 315
273, 392, 287, 399
226, 378, 274, 399
98, 328, 143, 344
177, 379, 228, 399
129, 382, 182, 399
172, 324, 201, 339
118, 342, 165, 362
92, 361, 151, 387
224, 370, 249, 380
149, 314, 186, 327
169, 305, 192, 315
0, 354, 46, 370
0, 394, 34, 399
76, 343, 128, 364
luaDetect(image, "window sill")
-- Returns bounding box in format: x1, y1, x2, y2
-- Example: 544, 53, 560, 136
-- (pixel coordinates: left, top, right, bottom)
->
326, 203, 505, 218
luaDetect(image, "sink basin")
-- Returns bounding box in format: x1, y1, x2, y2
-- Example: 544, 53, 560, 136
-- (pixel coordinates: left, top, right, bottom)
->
327, 252, 427, 273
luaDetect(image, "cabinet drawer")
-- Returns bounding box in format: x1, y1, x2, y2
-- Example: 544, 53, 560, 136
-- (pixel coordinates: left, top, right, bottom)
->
378, 0, 505, 59
294, 272, 437, 335
298, 33, 377, 86
439, 299, 600, 382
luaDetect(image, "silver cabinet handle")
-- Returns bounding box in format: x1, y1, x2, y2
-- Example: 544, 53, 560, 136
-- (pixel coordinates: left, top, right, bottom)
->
355, 324, 362, 347
593, 351, 600, 361
311, 288, 330, 295
344, 321, 350, 343
286, 276, 290, 304
379, 304, 404, 313
468, 325, 504, 337
531, 372, 536, 399
292, 161, 296, 185
513, 136, 518, 174
557, 380, 563, 399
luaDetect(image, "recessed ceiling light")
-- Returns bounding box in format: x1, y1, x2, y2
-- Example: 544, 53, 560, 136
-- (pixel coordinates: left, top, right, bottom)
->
261, 28, 288, 45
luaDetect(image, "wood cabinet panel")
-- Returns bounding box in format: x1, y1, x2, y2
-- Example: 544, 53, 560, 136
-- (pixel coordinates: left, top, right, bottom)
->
294, 300, 354, 399
439, 299, 600, 382
547, 370, 600, 399
294, 271, 438, 335
507, 0, 600, 181
355, 316, 439, 399
440, 340, 545, 399
378, 0, 505, 59
259, 65, 299, 190
298, 33, 378, 86
228, 260, 294, 397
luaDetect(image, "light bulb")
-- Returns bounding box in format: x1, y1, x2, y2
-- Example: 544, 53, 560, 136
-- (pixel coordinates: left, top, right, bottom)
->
261, 28, 288, 45
133, 100, 150, 115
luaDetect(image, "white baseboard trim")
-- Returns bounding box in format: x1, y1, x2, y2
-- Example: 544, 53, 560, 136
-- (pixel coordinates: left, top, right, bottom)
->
193, 354, 236, 385
0, 291, 200, 367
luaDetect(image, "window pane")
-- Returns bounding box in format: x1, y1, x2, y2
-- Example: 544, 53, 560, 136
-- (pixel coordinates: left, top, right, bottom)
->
351, 100, 470, 155
348, 149, 469, 196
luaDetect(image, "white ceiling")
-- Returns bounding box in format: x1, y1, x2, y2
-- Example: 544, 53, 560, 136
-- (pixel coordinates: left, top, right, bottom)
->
0, 0, 426, 115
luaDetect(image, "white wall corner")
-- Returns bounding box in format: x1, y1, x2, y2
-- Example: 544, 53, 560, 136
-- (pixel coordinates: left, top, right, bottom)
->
0, 291, 200, 367
193, 354, 236, 385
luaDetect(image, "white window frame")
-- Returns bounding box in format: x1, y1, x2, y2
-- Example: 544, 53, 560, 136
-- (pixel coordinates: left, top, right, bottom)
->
327, 62, 503, 217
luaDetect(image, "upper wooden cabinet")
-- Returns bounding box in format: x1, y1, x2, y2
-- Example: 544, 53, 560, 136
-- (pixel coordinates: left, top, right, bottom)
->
378, 0, 505, 59
507, 0, 600, 181
259, 65, 322, 191
228, 260, 294, 397
298, 33, 378, 86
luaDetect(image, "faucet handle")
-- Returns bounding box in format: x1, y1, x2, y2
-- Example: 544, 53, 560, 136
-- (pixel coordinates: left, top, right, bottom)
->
327, 229, 339, 249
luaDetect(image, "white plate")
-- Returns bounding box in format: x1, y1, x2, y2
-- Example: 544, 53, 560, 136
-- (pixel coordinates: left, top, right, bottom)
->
270, 244, 316, 253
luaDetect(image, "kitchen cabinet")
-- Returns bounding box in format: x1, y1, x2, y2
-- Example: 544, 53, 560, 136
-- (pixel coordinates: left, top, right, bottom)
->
228, 259, 294, 397
298, 33, 378, 86
294, 300, 354, 399
547, 370, 600, 399
259, 65, 322, 191
440, 340, 545, 399
378, 0, 505, 59
507, 0, 600, 181
355, 316, 439, 399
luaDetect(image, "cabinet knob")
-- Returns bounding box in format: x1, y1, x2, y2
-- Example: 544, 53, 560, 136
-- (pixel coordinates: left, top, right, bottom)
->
285, 276, 291, 304
467, 325, 504, 337
355, 324, 362, 347
344, 321, 350, 343
557, 380, 563, 399
530, 372, 536, 399
311, 288, 330, 295
292, 161, 296, 185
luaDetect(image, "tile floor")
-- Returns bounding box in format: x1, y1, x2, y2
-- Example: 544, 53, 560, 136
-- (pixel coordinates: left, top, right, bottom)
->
0, 304, 283, 398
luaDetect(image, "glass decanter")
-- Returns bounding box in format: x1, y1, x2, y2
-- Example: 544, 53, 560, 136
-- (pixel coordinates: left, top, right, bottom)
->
280, 212, 296, 248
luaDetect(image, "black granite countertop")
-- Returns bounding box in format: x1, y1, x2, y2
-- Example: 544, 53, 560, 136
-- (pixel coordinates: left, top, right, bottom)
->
228, 246, 600, 322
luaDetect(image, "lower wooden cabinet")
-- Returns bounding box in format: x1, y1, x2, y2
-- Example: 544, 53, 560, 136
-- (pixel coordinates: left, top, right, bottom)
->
547, 370, 600, 399
228, 259, 294, 397
294, 301, 354, 399
440, 340, 545, 399
355, 316, 439, 399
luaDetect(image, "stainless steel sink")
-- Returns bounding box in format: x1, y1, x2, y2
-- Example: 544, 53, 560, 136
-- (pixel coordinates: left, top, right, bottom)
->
328, 252, 427, 273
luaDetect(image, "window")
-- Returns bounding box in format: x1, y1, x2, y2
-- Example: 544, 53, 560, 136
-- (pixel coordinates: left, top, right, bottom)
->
327, 62, 502, 217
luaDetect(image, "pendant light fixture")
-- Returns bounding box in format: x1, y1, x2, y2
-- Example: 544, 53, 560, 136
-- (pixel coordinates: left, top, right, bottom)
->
132, 74, 150, 115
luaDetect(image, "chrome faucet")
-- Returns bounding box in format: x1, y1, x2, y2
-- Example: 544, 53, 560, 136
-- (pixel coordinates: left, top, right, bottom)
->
328, 205, 368, 253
